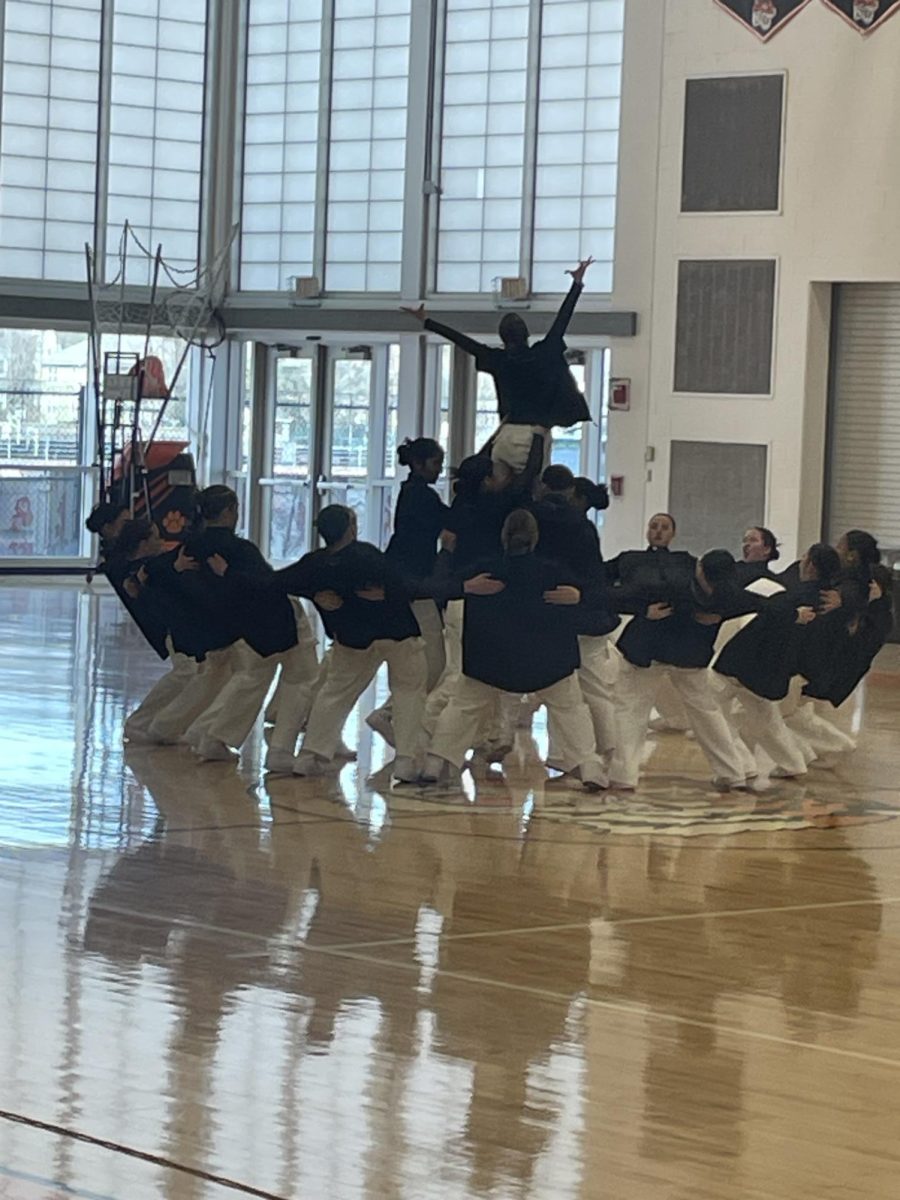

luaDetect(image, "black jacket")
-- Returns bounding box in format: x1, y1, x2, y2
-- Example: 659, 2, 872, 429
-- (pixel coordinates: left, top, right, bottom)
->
185, 526, 298, 658
460, 553, 581, 693
139, 550, 237, 660
801, 565, 894, 706
105, 553, 170, 660
618, 575, 762, 670
424, 282, 591, 428
714, 585, 819, 700
606, 546, 697, 614
385, 476, 450, 587
274, 541, 420, 650
735, 559, 779, 588
531, 498, 617, 637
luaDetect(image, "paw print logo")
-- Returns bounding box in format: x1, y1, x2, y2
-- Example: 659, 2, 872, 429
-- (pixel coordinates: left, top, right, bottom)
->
162, 510, 187, 535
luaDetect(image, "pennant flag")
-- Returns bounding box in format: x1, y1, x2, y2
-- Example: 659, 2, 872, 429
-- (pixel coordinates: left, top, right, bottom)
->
821, 0, 900, 32
712, 0, 813, 40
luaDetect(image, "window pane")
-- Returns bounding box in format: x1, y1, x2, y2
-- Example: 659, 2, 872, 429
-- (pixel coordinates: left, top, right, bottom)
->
241, 0, 325, 290
436, 2, 529, 293
531, 0, 622, 294
324, 0, 411, 293
106, 0, 207, 283
0, 0, 101, 282
0, 328, 88, 558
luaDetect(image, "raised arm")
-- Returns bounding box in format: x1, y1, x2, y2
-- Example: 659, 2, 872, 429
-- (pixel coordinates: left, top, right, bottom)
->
546, 257, 594, 343
402, 302, 490, 360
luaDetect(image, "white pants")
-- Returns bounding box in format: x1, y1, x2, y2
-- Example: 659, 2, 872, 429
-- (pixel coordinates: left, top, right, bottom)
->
785, 697, 857, 759
372, 598, 446, 721
431, 672, 605, 777
303, 636, 428, 762
424, 598, 465, 735
575, 633, 619, 756
718, 678, 808, 776
187, 605, 320, 753
148, 644, 236, 742
610, 659, 746, 787
490, 422, 551, 474
124, 637, 197, 736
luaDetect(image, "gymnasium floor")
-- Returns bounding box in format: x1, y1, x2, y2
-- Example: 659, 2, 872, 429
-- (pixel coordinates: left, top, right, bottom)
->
1, 582, 899, 1200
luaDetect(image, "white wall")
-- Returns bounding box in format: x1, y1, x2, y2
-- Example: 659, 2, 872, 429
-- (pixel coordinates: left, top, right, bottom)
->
610, 0, 900, 560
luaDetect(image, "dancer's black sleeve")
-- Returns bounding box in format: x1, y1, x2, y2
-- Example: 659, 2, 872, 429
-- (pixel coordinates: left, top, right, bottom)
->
545, 281, 584, 344
423, 318, 492, 365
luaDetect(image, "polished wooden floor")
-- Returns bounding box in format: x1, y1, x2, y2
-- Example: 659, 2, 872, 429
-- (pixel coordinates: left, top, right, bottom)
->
1, 583, 899, 1200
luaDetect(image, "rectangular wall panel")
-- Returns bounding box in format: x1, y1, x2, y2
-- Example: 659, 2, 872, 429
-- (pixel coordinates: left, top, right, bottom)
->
674, 259, 776, 395
668, 440, 768, 557
682, 75, 783, 214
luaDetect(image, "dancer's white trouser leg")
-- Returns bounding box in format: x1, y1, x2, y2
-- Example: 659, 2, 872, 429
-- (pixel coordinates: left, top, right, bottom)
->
785, 697, 857, 758
423, 599, 464, 735
431, 672, 603, 778
720, 678, 808, 776
372, 598, 446, 720
610, 661, 745, 786
148, 645, 235, 741
124, 637, 196, 736
303, 637, 427, 761
574, 633, 619, 755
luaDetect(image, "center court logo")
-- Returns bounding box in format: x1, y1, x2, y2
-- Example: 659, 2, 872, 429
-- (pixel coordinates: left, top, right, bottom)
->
536, 789, 899, 837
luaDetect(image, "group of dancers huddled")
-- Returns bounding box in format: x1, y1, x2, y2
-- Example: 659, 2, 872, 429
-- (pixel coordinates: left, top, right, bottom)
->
87, 258, 893, 793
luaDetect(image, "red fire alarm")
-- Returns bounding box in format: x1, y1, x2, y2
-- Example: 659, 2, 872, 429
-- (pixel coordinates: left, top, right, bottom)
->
609, 378, 630, 411
610, 474, 624, 497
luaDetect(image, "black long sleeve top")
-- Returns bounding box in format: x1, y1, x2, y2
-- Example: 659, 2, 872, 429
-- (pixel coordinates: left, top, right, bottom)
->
273, 540, 421, 650
424, 282, 591, 428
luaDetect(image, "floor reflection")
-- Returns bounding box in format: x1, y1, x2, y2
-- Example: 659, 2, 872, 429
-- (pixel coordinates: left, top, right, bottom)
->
1, 584, 900, 1199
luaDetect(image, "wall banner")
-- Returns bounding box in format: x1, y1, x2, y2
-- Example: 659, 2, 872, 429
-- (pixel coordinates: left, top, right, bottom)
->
712, 0, 813, 41
821, 1, 900, 33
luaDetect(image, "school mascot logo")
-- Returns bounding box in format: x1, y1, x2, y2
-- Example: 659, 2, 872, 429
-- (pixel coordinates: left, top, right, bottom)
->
822, 0, 900, 31
712, 0, 813, 40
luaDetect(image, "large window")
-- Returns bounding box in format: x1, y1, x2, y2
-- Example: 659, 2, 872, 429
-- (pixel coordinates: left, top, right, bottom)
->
434, 0, 623, 295
0, 0, 102, 282
241, 0, 324, 292
435, 0, 530, 294
325, 0, 411, 292
106, 0, 208, 283
532, 0, 621, 293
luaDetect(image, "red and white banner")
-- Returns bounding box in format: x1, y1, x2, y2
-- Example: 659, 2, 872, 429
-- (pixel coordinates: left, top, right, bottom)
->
712, 0, 813, 40
821, 0, 900, 32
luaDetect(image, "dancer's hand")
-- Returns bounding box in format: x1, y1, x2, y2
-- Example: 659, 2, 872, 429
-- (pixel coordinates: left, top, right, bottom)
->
464, 573, 506, 596
440, 529, 457, 552
314, 589, 343, 612
869, 578, 883, 602
174, 547, 198, 573
646, 602, 673, 620
694, 611, 721, 626
137, 566, 148, 586
401, 303, 427, 324
796, 605, 817, 625
206, 553, 228, 576
356, 585, 386, 602
544, 585, 581, 606
567, 257, 595, 286
123, 577, 140, 599
819, 588, 842, 613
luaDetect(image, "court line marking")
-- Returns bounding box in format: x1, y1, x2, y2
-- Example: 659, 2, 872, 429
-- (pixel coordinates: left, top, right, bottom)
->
302, 945, 900, 1072
225, 893, 900, 957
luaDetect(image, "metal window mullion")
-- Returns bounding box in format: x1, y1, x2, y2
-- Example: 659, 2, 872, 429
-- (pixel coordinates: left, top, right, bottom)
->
519, 0, 543, 290
425, 0, 448, 297
400, 0, 438, 300
368, 344, 389, 542
313, 0, 336, 289
201, 0, 243, 288
93, 0, 115, 286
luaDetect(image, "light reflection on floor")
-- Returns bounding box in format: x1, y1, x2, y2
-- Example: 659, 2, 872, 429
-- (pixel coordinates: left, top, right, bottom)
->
1, 582, 900, 1200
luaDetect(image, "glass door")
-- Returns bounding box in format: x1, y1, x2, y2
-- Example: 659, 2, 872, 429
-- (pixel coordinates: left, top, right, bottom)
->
318, 344, 400, 550
259, 353, 314, 563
